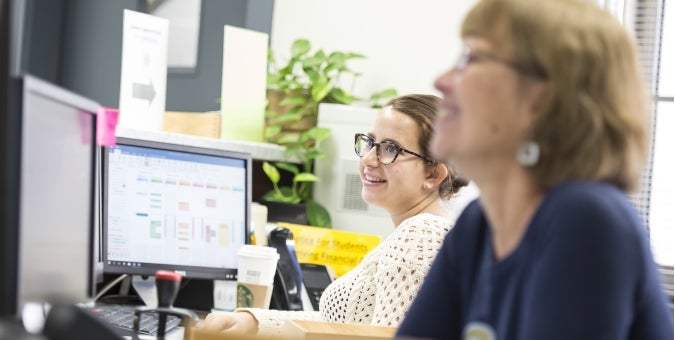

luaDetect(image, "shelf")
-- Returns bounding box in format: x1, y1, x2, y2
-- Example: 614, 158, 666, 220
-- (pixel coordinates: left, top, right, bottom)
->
114, 127, 300, 163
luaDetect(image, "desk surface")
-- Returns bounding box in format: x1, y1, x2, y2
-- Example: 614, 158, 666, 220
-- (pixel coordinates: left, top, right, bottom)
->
190, 319, 396, 340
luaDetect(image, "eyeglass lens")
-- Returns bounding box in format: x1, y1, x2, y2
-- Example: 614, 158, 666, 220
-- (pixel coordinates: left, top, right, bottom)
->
354, 135, 400, 164
456, 47, 470, 71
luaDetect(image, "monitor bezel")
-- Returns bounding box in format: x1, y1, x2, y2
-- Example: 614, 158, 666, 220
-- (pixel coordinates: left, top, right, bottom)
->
13, 74, 98, 317
101, 136, 251, 280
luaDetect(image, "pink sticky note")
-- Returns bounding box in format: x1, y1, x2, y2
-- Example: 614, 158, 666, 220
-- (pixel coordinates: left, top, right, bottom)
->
96, 107, 119, 146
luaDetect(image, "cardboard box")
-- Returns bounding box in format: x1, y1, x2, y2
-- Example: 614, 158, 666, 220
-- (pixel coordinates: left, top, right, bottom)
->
163, 111, 221, 138
191, 328, 261, 340
191, 320, 396, 340
281, 320, 396, 340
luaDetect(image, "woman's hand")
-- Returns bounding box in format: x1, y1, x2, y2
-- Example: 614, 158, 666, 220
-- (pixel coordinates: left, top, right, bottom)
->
202, 311, 259, 335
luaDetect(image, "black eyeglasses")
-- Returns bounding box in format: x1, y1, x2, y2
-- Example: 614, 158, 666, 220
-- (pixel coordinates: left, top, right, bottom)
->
454, 45, 547, 80
354, 133, 433, 165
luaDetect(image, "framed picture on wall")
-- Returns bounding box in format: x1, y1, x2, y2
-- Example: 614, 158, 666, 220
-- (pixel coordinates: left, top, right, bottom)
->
146, 0, 202, 74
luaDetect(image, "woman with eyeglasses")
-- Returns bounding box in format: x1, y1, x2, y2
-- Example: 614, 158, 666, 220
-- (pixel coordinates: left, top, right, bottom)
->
396, 0, 674, 339
203, 94, 469, 336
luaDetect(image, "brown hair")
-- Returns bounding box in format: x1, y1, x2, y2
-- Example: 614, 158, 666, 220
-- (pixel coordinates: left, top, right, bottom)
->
462, 0, 649, 193
385, 94, 469, 199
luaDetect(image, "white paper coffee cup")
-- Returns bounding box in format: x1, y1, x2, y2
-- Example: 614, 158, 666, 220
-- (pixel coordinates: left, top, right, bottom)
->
237, 245, 279, 285
237, 245, 279, 308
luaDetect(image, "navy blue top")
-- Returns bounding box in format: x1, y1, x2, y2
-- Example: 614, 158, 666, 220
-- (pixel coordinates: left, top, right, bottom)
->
397, 181, 673, 340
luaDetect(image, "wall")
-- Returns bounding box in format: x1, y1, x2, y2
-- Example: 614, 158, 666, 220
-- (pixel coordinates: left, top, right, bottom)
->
20, 0, 274, 111
270, 0, 477, 100
59, 0, 138, 108
164, 0, 273, 112
21, 0, 472, 112
20, 0, 65, 83
272, 0, 480, 236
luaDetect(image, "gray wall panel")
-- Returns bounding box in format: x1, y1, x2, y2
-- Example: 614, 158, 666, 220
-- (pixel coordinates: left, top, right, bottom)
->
21, 0, 274, 111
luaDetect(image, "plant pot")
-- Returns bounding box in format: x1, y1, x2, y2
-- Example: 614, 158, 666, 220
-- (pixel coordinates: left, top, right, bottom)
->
265, 89, 317, 142
255, 200, 308, 226
267, 89, 307, 114
284, 116, 317, 131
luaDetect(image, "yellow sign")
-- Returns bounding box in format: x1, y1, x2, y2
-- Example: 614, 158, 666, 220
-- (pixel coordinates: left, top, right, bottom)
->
278, 223, 381, 277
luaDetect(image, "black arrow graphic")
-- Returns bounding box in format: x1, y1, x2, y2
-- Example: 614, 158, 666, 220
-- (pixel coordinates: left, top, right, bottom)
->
132, 81, 156, 105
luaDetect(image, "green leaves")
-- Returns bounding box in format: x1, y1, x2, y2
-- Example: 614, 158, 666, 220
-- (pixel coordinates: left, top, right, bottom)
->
301, 50, 325, 68
306, 199, 332, 228
267, 38, 364, 110
294, 173, 319, 183
370, 88, 398, 101
328, 88, 356, 105
262, 187, 301, 203
263, 38, 399, 229
291, 39, 311, 58
266, 73, 281, 87
304, 149, 325, 161
369, 88, 399, 108
262, 161, 280, 185
328, 51, 365, 68
274, 162, 299, 175
268, 112, 302, 125
264, 125, 282, 140
310, 76, 331, 102
279, 94, 307, 107
261, 161, 325, 221
301, 127, 330, 143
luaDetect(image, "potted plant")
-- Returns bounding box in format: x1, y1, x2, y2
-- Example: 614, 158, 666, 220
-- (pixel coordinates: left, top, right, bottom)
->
262, 38, 396, 228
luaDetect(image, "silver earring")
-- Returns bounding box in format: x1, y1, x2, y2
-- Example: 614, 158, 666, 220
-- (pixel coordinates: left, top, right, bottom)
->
425, 182, 433, 190
517, 141, 540, 166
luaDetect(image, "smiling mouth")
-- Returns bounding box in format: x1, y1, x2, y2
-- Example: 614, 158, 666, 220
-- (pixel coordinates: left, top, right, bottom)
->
364, 175, 386, 183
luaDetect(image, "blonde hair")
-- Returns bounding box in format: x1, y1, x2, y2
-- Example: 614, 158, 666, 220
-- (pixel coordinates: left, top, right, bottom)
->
462, 0, 649, 193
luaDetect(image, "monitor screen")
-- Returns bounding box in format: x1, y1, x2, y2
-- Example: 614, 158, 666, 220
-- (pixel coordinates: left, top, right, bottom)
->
14, 75, 98, 316
102, 137, 251, 280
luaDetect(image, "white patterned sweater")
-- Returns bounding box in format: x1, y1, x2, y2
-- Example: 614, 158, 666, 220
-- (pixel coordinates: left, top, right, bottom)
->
243, 213, 451, 337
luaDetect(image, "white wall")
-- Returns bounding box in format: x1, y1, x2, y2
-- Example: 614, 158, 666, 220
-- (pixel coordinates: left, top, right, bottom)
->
270, 0, 477, 101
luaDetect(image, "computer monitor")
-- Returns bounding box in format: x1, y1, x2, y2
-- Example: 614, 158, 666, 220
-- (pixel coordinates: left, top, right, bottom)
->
0, 0, 14, 318
8, 74, 98, 318
101, 137, 251, 281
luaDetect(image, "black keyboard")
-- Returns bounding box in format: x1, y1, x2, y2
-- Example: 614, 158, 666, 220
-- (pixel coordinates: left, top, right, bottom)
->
88, 304, 182, 336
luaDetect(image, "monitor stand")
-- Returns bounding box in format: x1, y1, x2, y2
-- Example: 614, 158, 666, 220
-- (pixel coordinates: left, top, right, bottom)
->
131, 275, 158, 308
121, 275, 215, 311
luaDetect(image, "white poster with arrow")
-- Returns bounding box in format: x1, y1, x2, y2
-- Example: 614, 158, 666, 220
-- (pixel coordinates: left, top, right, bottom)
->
118, 9, 168, 131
